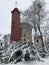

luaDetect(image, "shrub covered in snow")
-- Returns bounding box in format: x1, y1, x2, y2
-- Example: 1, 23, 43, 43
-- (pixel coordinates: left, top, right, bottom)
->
5, 40, 44, 64
0, 38, 48, 64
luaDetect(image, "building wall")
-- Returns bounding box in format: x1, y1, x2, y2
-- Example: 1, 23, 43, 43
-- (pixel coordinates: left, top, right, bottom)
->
34, 36, 42, 45
10, 8, 22, 42
10, 8, 32, 42
22, 23, 32, 41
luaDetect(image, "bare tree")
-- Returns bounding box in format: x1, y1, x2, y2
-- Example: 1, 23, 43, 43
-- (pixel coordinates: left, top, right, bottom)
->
21, 0, 49, 52
22, 1, 45, 40
33, 0, 45, 47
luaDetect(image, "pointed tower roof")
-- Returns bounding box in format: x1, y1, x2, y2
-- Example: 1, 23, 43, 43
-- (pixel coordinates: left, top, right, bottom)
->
11, 8, 21, 13
11, 1, 21, 13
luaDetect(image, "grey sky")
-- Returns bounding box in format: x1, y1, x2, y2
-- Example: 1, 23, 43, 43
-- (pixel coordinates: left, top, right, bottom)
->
0, 0, 49, 35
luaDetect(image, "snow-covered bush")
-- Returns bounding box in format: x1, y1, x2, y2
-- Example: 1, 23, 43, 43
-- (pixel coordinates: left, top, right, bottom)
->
0, 42, 5, 63
34, 42, 47, 58
9, 49, 22, 63
8, 40, 43, 63
0, 37, 47, 64
24, 50, 30, 61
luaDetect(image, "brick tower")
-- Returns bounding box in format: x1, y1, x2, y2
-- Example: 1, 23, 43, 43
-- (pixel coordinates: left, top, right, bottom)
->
10, 8, 22, 42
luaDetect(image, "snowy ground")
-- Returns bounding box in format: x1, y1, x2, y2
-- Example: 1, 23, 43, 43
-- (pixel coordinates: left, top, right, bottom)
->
16, 57, 49, 65
1, 56, 49, 65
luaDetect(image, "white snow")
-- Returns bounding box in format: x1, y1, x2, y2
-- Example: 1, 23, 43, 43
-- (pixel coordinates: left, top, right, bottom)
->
16, 59, 49, 65
1, 56, 49, 65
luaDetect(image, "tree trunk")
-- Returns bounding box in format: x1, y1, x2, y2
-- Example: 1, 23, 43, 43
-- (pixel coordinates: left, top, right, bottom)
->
38, 26, 47, 53
34, 26, 37, 36
38, 27, 44, 45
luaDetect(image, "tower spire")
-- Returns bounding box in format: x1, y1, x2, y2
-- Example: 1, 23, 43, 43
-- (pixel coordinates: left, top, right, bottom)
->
15, 1, 17, 8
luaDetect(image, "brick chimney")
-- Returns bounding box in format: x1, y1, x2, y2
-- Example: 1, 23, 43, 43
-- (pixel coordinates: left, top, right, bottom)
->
10, 8, 22, 42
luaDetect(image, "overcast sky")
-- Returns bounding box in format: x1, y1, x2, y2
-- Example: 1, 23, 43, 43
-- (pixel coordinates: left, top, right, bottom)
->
0, 0, 49, 35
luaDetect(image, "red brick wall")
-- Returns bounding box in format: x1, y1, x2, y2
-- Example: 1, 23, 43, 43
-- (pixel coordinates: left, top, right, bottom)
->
10, 8, 22, 42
